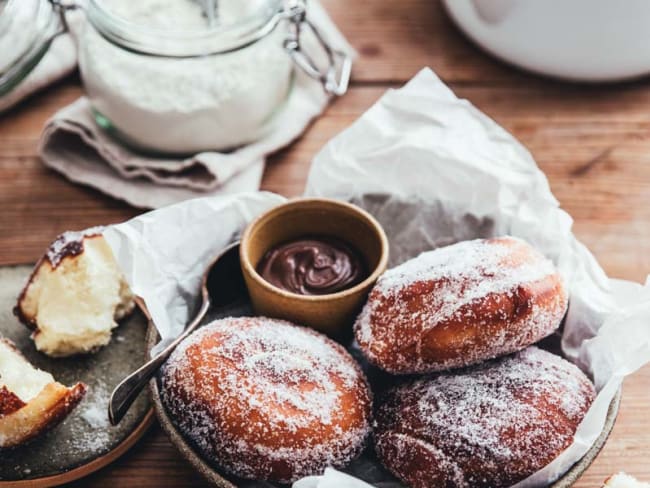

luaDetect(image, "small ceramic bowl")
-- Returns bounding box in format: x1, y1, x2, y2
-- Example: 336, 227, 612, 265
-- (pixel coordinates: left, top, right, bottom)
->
239, 198, 389, 337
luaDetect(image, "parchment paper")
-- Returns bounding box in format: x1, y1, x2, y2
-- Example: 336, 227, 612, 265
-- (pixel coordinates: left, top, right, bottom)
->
104, 68, 650, 487
103, 192, 285, 352
304, 68, 650, 487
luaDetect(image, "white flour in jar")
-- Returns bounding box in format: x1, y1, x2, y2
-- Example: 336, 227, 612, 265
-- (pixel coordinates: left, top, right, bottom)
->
79, 0, 293, 154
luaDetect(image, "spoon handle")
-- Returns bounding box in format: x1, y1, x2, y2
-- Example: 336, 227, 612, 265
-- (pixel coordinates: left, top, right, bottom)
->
108, 346, 171, 425
108, 297, 211, 425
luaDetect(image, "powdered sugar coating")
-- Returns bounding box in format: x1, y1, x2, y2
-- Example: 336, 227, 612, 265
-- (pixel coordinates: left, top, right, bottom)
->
374, 346, 596, 488
355, 236, 568, 373
46, 227, 105, 268
160, 317, 372, 483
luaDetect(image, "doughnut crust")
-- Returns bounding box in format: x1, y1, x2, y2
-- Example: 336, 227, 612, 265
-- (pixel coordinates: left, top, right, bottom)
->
374, 347, 596, 488
0, 338, 86, 449
355, 236, 568, 374
160, 317, 372, 483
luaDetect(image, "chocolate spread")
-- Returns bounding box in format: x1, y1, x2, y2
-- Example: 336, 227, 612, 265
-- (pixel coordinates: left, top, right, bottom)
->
256, 236, 367, 295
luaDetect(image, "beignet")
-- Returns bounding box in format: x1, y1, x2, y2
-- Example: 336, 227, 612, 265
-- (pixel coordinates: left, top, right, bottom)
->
374, 346, 595, 488
355, 236, 568, 373
160, 317, 372, 483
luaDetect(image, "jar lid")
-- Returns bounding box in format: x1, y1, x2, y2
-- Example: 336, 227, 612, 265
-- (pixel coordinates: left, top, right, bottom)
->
87, 0, 284, 57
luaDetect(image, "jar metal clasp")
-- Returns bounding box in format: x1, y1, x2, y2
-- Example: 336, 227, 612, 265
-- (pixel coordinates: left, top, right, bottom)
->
282, 0, 352, 96
49, 0, 82, 35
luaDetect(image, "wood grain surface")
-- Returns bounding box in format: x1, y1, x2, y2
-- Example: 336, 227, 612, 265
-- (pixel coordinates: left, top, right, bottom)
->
1, 0, 649, 486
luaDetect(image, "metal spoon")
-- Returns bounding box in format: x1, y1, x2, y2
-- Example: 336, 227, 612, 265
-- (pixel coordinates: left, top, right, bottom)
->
108, 241, 245, 425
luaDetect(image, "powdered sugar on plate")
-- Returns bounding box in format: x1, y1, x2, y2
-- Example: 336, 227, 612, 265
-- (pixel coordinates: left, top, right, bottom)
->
79, 382, 110, 430
66, 381, 111, 454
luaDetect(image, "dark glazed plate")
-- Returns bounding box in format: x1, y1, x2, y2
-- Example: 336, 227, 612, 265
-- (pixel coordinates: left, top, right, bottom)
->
0, 265, 153, 487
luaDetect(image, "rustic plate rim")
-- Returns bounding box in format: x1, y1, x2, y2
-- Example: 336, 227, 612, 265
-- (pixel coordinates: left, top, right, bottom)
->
0, 410, 156, 488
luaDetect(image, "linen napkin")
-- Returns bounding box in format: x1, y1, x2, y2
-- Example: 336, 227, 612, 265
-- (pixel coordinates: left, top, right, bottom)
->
38, 0, 352, 209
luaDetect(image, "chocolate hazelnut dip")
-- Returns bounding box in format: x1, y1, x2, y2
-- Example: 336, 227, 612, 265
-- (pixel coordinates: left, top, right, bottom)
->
256, 236, 367, 295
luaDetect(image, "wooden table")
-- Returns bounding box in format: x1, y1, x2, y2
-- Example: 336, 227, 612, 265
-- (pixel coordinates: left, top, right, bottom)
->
1, 1, 649, 486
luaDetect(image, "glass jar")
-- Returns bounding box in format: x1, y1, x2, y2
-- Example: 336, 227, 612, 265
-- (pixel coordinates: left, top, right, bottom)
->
0, 0, 350, 154
0, 0, 65, 97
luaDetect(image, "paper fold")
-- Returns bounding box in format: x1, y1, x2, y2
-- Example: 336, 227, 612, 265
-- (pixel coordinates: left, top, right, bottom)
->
103, 192, 286, 343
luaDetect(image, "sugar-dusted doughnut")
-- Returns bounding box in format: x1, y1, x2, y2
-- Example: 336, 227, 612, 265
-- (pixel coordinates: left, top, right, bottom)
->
355, 236, 568, 374
374, 347, 595, 488
160, 317, 372, 483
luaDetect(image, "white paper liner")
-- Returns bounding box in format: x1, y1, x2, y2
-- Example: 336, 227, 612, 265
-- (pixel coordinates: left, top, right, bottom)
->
103, 192, 286, 352
104, 68, 650, 487
294, 468, 375, 488
304, 68, 650, 487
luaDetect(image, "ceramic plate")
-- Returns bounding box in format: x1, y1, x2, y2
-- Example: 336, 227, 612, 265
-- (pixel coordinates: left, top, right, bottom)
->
0, 265, 153, 487
146, 301, 620, 488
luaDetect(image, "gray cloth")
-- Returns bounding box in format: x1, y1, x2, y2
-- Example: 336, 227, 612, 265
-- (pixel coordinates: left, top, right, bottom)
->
38, 97, 268, 208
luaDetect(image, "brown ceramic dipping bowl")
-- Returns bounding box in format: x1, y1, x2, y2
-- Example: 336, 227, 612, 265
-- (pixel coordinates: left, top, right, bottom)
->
239, 198, 389, 337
